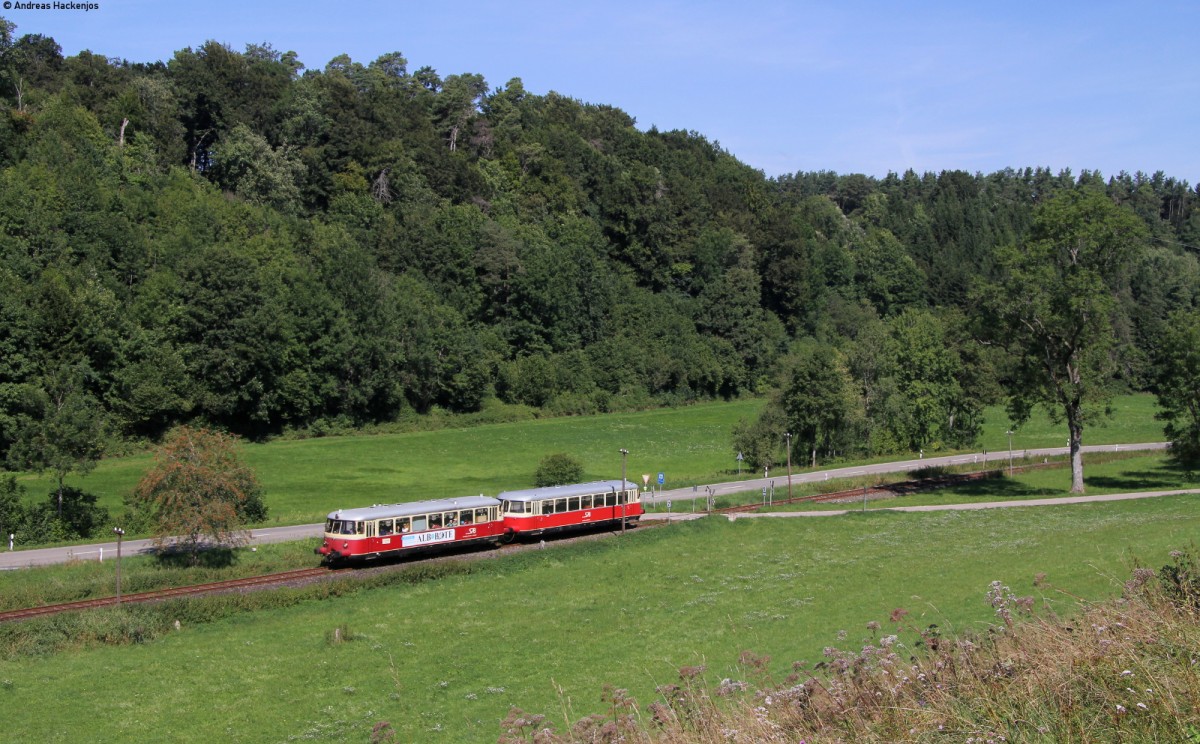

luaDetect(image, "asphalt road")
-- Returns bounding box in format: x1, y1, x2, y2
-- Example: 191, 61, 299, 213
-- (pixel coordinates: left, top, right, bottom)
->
0, 442, 1170, 570
645, 441, 1168, 504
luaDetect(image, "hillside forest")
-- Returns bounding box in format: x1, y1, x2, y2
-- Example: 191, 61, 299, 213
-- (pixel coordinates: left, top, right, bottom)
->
2, 22, 1200, 504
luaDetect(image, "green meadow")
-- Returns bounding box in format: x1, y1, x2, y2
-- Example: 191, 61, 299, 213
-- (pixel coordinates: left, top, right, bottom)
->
0, 495, 1196, 743
7, 394, 1167, 533
11, 400, 768, 528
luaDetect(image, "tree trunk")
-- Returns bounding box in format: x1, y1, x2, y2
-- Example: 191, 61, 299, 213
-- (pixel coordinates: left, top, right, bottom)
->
1068, 413, 1085, 493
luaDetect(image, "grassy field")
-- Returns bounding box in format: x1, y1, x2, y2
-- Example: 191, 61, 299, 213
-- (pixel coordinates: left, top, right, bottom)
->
974, 392, 1164, 451
11, 399, 769, 528
4, 450, 1189, 611
8, 394, 1167, 532
0, 492, 1196, 743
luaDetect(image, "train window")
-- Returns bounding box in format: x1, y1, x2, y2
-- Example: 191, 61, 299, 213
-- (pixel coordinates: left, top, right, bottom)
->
429, 513, 444, 529
558, 498, 568, 513
604, 493, 615, 507
411, 516, 428, 532
379, 519, 394, 536
568, 497, 580, 511
397, 517, 411, 533
579, 494, 592, 509
475, 508, 490, 523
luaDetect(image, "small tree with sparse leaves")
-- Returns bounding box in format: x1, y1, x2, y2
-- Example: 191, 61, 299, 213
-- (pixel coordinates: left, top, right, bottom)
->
133, 426, 266, 563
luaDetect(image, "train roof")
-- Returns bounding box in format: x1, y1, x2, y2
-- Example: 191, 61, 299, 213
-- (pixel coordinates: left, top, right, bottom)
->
497, 480, 636, 503
326, 495, 501, 521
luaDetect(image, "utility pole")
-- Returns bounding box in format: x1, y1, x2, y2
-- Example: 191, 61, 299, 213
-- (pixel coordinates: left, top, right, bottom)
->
785, 432, 793, 500
112, 527, 125, 604
619, 449, 629, 535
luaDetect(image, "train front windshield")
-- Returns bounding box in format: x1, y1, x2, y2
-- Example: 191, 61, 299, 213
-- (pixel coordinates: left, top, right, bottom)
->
326, 519, 360, 535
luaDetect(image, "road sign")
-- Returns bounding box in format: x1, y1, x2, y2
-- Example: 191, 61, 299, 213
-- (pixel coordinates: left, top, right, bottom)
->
736, 452, 744, 461
657, 472, 665, 485
642, 474, 650, 485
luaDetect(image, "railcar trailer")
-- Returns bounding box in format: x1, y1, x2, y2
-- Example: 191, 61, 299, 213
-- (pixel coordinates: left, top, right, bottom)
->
317, 495, 504, 563
498, 479, 642, 537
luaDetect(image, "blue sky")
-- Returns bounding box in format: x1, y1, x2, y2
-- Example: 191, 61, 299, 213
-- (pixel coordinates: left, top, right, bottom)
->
6, 0, 1198, 183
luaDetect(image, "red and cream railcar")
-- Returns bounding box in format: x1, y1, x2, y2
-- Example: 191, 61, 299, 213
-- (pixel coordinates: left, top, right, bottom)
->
498, 480, 642, 537
317, 495, 504, 563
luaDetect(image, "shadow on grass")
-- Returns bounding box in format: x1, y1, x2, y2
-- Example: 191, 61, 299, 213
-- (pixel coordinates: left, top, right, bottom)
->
1086, 471, 1186, 491
154, 547, 240, 569
904, 476, 1059, 500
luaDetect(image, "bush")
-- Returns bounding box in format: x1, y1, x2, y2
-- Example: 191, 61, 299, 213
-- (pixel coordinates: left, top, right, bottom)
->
16, 487, 109, 544
533, 453, 584, 487
0, 476, 25, 539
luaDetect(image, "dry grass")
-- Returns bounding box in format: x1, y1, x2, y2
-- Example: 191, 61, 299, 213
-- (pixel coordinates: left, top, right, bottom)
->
489, 551, 1200, 744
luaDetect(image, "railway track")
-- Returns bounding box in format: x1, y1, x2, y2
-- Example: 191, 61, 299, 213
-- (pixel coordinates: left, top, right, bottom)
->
0, 526, 637, 624
0, 464, 1056, 624
0, 566, 337, 624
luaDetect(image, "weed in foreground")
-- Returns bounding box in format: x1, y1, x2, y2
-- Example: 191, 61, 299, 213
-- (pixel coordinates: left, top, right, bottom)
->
496, 550, 1200, 743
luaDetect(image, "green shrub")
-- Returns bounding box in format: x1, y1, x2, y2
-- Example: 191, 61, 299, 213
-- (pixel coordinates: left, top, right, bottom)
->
533, 453, 584, 487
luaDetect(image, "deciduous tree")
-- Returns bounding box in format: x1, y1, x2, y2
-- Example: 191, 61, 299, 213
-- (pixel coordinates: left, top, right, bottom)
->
1155, 309, 1200, 464
780, 343, 859, 468
133, 426, 266, 562
7, 363, 108, 517
978, 190, 1146, 492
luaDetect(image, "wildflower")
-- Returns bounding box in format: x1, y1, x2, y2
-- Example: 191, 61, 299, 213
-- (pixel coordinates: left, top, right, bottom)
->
1125, 568, 1156, 592
1121, 670, 1133, 677
866, 620, 881, 631
1116, 704, 1126, 713
1137, 702, 1148, 710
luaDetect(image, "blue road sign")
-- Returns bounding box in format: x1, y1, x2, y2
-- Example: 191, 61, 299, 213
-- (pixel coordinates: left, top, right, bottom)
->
657, 472, 665, 485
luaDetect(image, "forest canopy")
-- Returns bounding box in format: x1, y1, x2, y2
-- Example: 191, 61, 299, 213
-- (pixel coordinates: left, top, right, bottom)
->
1, 20, 1197, 473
